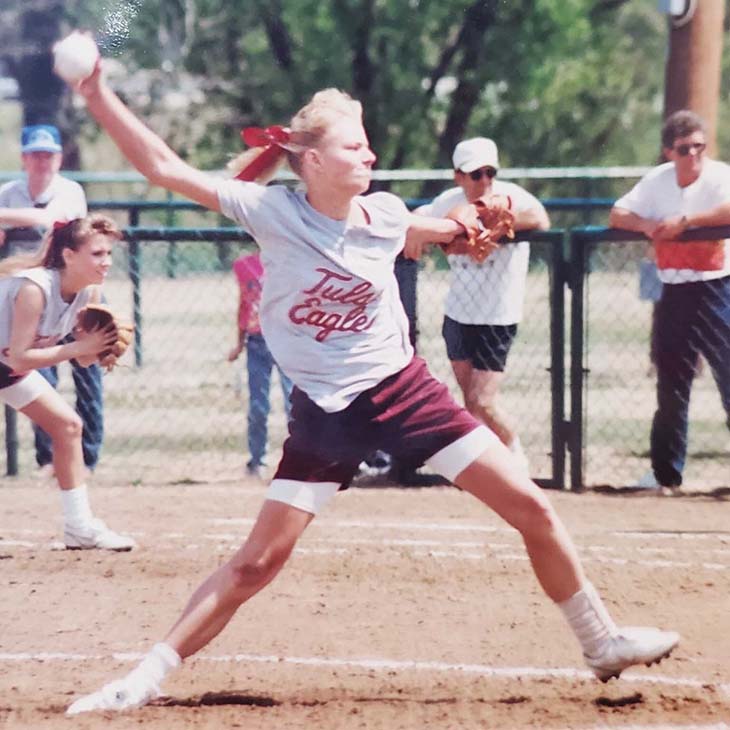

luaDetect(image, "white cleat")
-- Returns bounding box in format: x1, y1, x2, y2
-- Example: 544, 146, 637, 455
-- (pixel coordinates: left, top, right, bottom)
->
66, 677, 159, 715
64, 518, 136, 552
585, 626, 680, 682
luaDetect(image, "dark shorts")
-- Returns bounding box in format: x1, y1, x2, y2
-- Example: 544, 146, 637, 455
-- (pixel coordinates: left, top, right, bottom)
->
442, 316, 518, 372
273, 356, 483, 488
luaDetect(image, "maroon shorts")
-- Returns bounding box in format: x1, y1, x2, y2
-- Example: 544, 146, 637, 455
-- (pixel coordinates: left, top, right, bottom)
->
274, 356, 482, 487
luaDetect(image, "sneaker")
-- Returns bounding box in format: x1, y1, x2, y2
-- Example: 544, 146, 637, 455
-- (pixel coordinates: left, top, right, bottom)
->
66, 676, 160, 715
633, 471, 660, 490
64, 518, 136, 551
35, 463, 55, 480
585, 626, 680, 682
245, 464, 267, 481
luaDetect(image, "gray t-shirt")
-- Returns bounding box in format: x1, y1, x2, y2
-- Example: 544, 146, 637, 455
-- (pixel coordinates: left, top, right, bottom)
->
0, 175, 87, 256
216, 180, 414, 412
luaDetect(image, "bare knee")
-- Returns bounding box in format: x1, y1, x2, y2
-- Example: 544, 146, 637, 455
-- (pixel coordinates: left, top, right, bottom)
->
514, 492, 559, 539
228, 545, 289, 594
48, 413, 83, 444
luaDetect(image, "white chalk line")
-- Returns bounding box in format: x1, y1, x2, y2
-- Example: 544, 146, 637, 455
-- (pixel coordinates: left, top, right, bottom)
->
2, 530, 729, 571
0, 650, 716, 694
556, 725, 730, 730
211, 517, 730, 542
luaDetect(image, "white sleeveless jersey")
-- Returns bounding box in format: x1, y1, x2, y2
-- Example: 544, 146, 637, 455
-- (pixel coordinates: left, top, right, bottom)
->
216, 181, 414, 412
0, 268, 92, 363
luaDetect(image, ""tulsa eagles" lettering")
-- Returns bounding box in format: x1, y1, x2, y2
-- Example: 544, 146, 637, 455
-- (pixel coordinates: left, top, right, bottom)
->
289, 267, 377, 342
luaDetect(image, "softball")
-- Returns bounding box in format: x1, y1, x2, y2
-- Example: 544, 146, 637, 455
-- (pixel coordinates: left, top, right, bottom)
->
53, 31, 99, 84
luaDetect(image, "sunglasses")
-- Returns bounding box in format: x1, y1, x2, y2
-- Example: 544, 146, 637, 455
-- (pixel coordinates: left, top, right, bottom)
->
673, 142, 706, 156
465, 167, 497, 181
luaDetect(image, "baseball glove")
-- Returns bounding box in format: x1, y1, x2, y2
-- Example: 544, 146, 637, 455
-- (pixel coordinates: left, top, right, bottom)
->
443, 203, 492, 262
443, 195, 516, 263
474, 194, 515, 244
76, 304, 134, 371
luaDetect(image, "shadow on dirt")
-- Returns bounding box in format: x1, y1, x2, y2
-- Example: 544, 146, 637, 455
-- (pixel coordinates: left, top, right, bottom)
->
156, 692, 280, 708
588, 485, 730, 501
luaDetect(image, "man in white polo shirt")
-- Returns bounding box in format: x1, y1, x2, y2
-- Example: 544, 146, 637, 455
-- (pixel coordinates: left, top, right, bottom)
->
610, 110, 730, 490
0, 124, 103, 477
414, 137, 550, 473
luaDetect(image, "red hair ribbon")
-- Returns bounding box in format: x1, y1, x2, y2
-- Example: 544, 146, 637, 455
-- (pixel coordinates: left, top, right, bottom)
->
235, 125, 292, 181
52, 220, 69, 231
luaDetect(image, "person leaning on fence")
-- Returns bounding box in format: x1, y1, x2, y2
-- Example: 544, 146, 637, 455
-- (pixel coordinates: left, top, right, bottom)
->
0, 216, 135, 551
411, 137, 550, 474
0, 124, 105, 478
63, 57, 678, 714
228, 250, 293, 480
610, 110, 730, 492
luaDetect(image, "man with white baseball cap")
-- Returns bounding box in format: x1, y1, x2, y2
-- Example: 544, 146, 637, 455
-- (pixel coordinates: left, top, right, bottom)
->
413, 137, 550, 474
451, 136, 500, 173
0, 124, 104, 479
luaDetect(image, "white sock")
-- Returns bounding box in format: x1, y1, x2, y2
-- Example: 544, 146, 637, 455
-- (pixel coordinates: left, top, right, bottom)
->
558, 582, 617, 658
60, 485, 94, 529
126, 643, 181, 693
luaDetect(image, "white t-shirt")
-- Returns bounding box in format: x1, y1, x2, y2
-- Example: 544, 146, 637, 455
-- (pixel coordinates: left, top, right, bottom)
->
0, 175, 87, 255
216, 180, 414, 412
614, 159, 730, 284
418, 181, 543, 324
0, 268, 93, 367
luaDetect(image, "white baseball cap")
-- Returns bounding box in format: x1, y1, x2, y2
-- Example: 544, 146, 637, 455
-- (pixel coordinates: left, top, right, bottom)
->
452, 137, 499, 173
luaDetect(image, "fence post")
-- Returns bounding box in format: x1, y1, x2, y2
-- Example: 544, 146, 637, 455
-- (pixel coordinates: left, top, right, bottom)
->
568, 230, 587, 490
127, 208, 143, 368
548, 232, 566, 488
4, 406, 18, 476
165, 190, 178, 279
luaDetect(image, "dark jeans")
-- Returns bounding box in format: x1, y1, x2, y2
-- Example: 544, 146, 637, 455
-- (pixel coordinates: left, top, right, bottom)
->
394, 253, 418, 349
651, 276, 730, 486
34, 361, 104, 469
246, 334, 293, 468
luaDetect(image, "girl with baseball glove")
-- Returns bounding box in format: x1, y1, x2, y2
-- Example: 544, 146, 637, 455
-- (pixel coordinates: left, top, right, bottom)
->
65, 57, 677, 713
0, 215, 135, 551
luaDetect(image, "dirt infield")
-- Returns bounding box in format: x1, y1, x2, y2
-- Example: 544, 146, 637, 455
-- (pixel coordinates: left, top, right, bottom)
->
1, 480, 729, 729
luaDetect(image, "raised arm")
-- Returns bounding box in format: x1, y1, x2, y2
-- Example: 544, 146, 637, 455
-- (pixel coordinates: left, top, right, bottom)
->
75, 65, 221, 212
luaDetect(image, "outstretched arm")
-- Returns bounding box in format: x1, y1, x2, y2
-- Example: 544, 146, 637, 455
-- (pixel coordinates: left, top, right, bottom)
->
75, 64, 221, 212
403, 213, 464, 259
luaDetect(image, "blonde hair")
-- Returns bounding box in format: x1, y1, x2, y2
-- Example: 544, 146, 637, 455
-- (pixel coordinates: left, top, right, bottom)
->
287, 89, 362, 175
0, 214, 122, 278
228, 89, 363, 182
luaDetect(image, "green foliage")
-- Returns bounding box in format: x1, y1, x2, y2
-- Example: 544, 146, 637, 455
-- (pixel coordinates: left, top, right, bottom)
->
1, 0, 726, 179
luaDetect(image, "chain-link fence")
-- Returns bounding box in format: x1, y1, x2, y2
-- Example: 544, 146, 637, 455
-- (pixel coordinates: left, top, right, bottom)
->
2, 172, 729, 491
2, 228, 567, 486
571, 228, 730, 490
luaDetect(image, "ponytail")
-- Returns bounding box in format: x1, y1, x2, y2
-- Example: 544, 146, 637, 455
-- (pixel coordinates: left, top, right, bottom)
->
0, 215, 122, 278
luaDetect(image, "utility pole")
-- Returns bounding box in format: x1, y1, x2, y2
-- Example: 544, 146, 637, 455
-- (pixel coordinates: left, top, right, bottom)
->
663, 0, 725, 155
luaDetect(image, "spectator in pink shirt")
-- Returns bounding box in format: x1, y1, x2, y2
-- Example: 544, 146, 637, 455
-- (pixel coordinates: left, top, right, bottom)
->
228, 251, 292, 479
